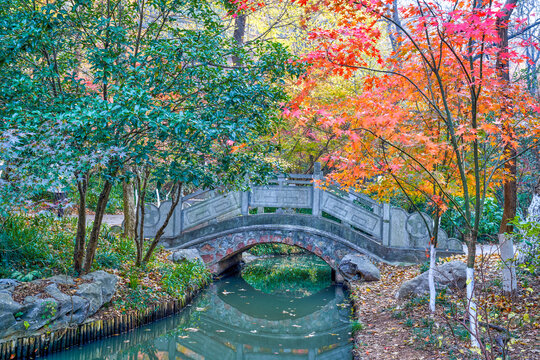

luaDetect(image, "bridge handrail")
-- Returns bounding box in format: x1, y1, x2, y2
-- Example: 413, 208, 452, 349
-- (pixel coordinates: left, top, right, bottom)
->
143, 163, 462, 251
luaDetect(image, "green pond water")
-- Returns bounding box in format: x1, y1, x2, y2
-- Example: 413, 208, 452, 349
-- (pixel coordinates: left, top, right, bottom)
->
43, 254, 353, 359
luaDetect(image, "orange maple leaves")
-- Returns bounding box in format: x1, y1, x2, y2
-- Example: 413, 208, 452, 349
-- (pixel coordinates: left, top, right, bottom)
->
289, 0, 540, 211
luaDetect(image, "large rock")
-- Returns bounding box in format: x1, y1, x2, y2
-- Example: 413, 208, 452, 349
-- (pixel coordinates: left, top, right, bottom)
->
0, 292, 22, 314
20, 297, 59, 332
81, 270, 118, 301
168, 249, 203, 263
77, 271, 118, 314
45, 284, 89, 325
339, 254, 380, 281
397, 260, 467, 300
47, 275, 75, 286
0, 292, 21, 338
0, 279, 20, 293
0, 271, 119, 339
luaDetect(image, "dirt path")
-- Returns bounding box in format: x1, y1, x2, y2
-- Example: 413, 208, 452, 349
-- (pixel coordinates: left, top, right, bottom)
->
351, 265, 447, 360
87, 214, 124, 227
350, 257, 539, 360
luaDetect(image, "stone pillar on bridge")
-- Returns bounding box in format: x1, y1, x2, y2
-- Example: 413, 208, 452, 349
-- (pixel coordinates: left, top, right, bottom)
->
382, 202, 391, 246
241, 191, 249, 216
312, 162, 322, 217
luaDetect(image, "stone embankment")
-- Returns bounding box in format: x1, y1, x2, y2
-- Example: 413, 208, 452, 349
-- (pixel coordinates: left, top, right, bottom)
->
0, 271, 118, 340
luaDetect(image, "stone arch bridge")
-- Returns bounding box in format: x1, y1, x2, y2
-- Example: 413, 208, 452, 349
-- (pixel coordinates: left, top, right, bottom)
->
143, 164, 463, 275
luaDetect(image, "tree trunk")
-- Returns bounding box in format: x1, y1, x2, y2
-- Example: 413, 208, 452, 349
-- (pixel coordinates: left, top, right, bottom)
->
496, 0, 519, 296
428, 212, 440, 313
428, 243, 436, 313
497, 0, 518, 233
232, 12, 246, 66
134, 169, 150, 266
73, 173, 88, 274
465, 233, 480, 348
498, 233, 517, 293
122, 178, 136, 239
82, 179, 113, 273
142, 182, 182, 264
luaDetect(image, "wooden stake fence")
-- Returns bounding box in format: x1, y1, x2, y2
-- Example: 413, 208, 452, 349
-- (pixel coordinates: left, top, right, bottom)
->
0, 290, 199, 360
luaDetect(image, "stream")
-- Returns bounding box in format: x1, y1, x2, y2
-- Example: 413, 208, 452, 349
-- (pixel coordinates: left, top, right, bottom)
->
43, 254, 353, 359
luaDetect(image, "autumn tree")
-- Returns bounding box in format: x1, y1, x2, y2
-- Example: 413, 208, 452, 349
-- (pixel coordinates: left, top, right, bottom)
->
291, 0, 540, 349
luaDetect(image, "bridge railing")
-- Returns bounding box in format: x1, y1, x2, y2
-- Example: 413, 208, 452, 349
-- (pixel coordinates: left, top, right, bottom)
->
142, 164, 462, 251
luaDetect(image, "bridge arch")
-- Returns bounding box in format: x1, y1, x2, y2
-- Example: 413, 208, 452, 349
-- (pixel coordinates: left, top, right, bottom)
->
161, 214, 455, 276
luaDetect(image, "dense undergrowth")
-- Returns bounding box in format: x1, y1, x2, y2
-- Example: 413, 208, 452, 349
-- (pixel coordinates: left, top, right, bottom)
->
247, 242, 306, 256
0, 214, 212, 311
242, 254, 331, 297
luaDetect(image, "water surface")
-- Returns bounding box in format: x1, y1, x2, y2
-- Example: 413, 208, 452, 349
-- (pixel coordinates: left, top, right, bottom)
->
44, 255, 353, 359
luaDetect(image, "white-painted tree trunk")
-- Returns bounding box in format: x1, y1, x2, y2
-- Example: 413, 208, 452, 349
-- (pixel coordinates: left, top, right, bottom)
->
498, 233, 517, 293
466, 267, 480, 348
156, 188, 161, 207
429, 244, 436, 312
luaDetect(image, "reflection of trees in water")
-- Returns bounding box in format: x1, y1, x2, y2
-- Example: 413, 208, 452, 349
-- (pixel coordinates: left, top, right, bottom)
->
241, 255, 332, 297
48, 257, 350, 360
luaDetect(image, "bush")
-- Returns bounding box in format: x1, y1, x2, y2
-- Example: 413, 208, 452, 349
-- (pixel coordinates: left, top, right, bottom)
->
247, 243, 305, 256
160, 260, 212, 299
93, 227, 135, 271
0, 215, 75, 278
0, 215, 137, 279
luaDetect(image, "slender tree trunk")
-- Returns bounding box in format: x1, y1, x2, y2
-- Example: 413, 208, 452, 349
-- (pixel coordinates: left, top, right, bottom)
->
82, 179, 113, 273
496, 0, 519, 295
73, 172, 89, 274
142, 182, 182, 264
232, 12, 246, 66
428, 243, 436, 312
122, 178, 136, 239
465, 233, 480, 348
134, 168, 149, 266
428, 213, 439, 313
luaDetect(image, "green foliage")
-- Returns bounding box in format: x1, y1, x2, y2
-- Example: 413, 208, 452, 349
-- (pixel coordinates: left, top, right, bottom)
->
115, 287, 157, 311
85, 178, 123, 214
0, 214, 136, 279
160, 260, 212, 299
441, 197, 503, 242
94, 228, 135, 271
127, 270, 140, 290
247, 243, 305, 256
0, 215, 75, 278
351, 320, 365, 334
0, 0, 299, 217
241, 255, 331, 297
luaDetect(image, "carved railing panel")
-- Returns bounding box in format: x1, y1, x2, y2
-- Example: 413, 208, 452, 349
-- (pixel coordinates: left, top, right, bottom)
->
321, 192, 382, 238
251, 186, 313, 208
183, 192, 241, 230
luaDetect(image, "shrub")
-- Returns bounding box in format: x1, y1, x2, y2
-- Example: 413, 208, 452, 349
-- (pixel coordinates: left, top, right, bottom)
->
160, 260, 212, 299
0, 215, 75, 278
248, 243, 305, 256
